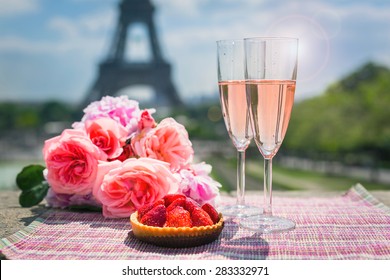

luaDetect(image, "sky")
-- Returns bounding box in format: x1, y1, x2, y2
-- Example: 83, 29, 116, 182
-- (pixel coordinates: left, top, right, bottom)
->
0, 0, 390, 105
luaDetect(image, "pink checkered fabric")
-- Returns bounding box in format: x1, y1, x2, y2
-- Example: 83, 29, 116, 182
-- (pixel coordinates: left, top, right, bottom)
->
1, 184, 389, 259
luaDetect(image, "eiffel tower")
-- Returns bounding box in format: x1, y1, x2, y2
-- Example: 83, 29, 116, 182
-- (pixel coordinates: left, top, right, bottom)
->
82, 0, 182, 108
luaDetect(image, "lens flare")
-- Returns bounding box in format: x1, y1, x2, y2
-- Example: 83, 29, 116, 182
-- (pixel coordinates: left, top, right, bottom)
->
265, 15, 330, 84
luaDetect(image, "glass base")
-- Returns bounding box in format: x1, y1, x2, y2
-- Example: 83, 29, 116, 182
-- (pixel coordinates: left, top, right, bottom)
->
239, 215, 295, 233
218, 204, 261, 218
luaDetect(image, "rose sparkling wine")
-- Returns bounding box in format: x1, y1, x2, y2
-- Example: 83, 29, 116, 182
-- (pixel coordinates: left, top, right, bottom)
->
218, 80, 251, 150
246, 79, 296, 160
217, 39, 260, 218
240, 37, 298, 233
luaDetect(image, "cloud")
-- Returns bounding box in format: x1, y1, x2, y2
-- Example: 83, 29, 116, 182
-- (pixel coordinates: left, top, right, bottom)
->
0, 7, 116, 103
156, 0, 390, 100
153, 0, 206, 18
336, 2, 390, 19
0, 9, 115, 56
1, 0, 390, 103
0, 36, 57, 53
0, 0, 40, 16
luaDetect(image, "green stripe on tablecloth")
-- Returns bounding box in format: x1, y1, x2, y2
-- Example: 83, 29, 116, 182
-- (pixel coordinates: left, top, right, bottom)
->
0, 217, 45, 250
351, 183, 390, 214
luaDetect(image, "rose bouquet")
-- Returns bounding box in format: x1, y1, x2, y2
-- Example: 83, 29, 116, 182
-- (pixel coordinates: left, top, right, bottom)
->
16, 96, 221, 218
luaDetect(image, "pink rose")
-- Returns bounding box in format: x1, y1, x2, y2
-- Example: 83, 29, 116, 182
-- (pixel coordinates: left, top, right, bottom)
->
138, 109, 156, 131
85, 117, 128, 159
43, 129, 106, 195
45, 188, 101, 209
77, 95, 155, 136
93, 158, 179, 218
107, 140, 135, 162
178, 162, 221, 207
131, 118, 194, 172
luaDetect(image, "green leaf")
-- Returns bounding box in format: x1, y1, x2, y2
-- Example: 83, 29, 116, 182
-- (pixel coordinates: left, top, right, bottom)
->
19, 182, 49, 208
16, 164, 45, 191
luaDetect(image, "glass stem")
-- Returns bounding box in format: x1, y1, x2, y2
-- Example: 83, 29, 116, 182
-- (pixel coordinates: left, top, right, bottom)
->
263, 158, 273, 216
236, 150, 246, 206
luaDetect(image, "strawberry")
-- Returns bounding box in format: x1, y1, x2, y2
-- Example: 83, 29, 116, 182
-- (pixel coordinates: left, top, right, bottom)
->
166, 197, 186, 212
137, 199, 164, 220
184, 197, 201, 213
138, 204, 154, 220
164, 194, 186, 207
166, 206, 192, 227
140, 204, 167, 227
201, 203, 219, 224
184, 198, 214, 226
191, 208, 214, 227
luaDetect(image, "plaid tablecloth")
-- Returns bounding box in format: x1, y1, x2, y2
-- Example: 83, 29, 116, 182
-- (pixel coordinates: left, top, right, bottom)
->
1, 184, 389, 260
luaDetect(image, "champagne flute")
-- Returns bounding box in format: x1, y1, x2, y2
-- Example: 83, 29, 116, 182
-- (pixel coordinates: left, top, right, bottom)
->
240, 37, 298, 232
216, 39, 260, 218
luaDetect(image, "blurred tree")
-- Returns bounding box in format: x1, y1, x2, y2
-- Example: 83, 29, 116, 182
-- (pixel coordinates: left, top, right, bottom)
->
0, 101, 77, 135
39, 101, 74, 124
15, 107, 39, 129
170, 103, 226, 140
0, 103, 18, 132
285, 62, 390, 166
